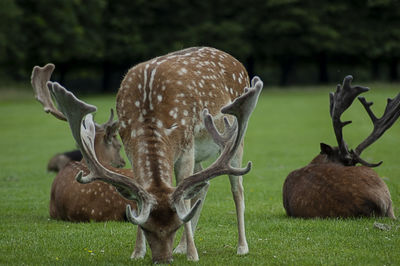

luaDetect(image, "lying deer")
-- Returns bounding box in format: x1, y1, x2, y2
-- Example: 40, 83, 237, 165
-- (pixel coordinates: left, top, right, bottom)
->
31, 64, 132, 222
44, 47, 263, 263
47, 149, 82, 172
283, 75, 399, 219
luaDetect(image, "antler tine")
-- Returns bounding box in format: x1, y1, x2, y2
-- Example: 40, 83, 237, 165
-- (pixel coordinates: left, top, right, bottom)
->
172, 76, 263, 221
203, 112, 238, 148
329, 75, 369, 165
48, 81, 153, 225
31, 64, 67, 121
220, 76, 264, 158
353, 92, 400, 166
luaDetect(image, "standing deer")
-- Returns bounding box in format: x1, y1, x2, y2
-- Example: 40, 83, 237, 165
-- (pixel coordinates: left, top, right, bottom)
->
45, 46, 263, 263
32, 64, 132, 222
283, 75, 399, 219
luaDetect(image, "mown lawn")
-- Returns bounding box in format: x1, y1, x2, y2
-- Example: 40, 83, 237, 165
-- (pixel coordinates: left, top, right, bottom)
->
0, 82, 399, 265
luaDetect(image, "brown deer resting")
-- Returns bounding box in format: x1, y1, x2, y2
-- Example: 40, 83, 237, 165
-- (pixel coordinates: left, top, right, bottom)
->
41, 47, 263, 263
31, 64, 132, 222
283, 76, 399, 219
47, 149, 82, 172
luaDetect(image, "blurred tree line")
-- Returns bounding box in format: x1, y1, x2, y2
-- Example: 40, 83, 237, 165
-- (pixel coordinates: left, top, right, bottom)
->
1, 0, 399, 91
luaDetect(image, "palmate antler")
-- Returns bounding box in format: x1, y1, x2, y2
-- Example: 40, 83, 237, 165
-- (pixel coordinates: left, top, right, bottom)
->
171, 77, 263, 221
355, 93, 400, 159
31, 64, 117, 130
329, 75, 400, 167
31, 63, 67, 121
48, 82, 155, 225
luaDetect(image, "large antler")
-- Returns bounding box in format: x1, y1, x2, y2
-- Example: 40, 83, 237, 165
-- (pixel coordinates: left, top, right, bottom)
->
330, 75, 400, 167
31, 64, 67, 121
353, 92, 400, 164
47, 81, 154, 225
329, 75, 369, 165
172, 77, 263, 221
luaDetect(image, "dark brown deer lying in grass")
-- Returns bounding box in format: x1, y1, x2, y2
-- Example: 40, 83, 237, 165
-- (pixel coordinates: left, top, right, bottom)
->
47, 149, 82, 172
283, 75, 399, 219
31, 64, 133, 222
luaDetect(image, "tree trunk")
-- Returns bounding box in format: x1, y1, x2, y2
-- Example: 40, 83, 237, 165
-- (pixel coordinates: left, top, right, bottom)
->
317, 52, 328, 83
280, 57, 294, 86
245, 55, 255, 79
102, 61, 111, 92
389, 58, 398, 81
370, 58, 380, 80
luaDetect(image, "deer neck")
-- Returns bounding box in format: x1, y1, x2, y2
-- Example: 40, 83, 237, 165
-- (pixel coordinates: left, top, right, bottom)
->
126, 127, 175, 188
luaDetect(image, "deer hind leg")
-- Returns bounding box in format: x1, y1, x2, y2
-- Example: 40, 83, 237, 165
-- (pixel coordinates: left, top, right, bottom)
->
131, 226, 146, 259
228, 143, 248, 255
175, 163, 209, 254
173, 146, 199, 261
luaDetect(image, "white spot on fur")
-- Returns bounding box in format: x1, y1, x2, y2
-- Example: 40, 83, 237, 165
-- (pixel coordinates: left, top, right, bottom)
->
178, 67, 188, 75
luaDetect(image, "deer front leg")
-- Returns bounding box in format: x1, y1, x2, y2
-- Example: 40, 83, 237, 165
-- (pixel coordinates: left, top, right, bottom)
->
173, 146, 199, 261
131, 226, 146, 259
229, 144, 248, 255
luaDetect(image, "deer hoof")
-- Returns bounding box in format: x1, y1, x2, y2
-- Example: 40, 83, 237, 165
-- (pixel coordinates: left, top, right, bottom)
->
187, 252, 199, 262
173, 244, 187, 254
237, 245, 249, 255
130, 250, 145, 259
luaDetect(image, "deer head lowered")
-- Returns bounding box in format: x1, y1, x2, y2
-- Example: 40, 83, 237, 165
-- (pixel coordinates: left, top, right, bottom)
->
44, 47, 263, 263
31, 64, 132, 222
283, 75, 399, 219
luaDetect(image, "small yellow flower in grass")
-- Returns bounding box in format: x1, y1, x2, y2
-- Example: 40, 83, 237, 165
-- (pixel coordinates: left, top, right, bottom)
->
83, 248, 95, 255
56, 257, 60, 261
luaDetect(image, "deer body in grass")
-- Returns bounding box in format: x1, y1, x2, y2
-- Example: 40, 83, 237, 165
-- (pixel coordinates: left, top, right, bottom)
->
40, 47, 263, 263
283, 76, 399, 219
47, 149, 82, 172
31, 64, 133, 222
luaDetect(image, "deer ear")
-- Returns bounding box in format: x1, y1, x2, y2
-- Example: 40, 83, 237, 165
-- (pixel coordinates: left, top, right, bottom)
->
104, 121, 119, 143
320, 143, 334, 155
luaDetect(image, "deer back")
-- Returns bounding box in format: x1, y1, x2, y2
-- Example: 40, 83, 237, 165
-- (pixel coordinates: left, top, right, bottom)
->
116, 47, 249, 182
283, 154, 395, 218
282, 76, 398, 219
50, 161, 136, 222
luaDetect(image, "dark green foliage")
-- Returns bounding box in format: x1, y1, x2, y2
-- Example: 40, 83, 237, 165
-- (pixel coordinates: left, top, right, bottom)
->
1, 0, 400, 88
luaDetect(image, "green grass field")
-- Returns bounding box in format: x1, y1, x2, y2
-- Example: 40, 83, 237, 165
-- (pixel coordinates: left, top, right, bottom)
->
1, 82, 399, 265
